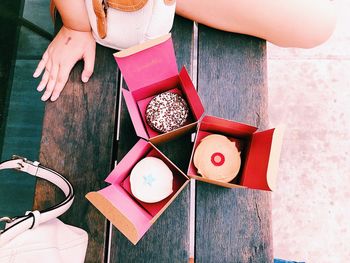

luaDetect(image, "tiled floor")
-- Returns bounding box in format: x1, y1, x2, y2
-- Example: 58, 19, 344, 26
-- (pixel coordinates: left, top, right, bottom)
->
268, 0, 350, 262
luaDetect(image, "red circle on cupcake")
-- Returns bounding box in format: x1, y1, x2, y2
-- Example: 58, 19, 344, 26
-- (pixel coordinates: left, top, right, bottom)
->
211, 152, 225, 166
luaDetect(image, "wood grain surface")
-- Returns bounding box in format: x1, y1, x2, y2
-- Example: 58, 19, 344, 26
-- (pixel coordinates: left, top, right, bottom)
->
33, 44, 118, 263
108, 16, 193, 263
195, 24, 272, 263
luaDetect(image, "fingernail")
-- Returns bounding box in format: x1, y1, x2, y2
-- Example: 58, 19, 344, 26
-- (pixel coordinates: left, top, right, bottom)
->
51, 95, 57, 101
82, 76, 89, 83
33, 71, 39, 78
41, 94, 48, 101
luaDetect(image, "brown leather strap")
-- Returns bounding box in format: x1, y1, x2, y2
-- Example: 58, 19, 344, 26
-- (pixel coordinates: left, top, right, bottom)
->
92, 0, 174, 39
164, 0, 175, 5
93, 0, 107, 39
49, 0, 56, 23
106, 0, 148, 12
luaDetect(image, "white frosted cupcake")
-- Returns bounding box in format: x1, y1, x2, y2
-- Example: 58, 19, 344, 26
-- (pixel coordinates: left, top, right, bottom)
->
130, 157, 173, 203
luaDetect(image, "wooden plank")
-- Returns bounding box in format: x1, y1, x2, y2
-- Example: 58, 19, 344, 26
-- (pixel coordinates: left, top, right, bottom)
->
1, 60, 44, 160
195, 25, 273, 262
0, 60, 43, 218
16, 0, 53, 60
17, 26, 51, 60
109, 16, 193, 263
33, 44, 119, 263
0, 0, 23, 156
22, 0, 54, 34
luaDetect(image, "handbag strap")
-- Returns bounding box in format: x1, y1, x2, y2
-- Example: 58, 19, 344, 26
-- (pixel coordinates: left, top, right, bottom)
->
93, 0, 108, 39
0, 156, 74, 247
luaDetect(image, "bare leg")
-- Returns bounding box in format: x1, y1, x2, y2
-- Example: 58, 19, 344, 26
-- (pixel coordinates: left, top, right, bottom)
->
176, 0, 336, 48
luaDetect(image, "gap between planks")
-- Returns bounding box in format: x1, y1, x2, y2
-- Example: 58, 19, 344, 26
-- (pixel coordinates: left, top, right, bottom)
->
105, 76, 124, 263
189, 21, 198, 261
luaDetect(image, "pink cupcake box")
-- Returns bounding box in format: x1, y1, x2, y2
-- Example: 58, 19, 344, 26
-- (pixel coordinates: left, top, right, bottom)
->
86, 139, 189, 245
114, 34, 204, 144
188, 115, 284, 191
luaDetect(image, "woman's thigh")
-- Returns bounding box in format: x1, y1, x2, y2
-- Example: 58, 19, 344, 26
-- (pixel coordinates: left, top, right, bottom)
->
176, 0, 336, 48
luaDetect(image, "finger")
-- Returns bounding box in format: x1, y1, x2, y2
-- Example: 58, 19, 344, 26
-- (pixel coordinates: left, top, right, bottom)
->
81, 48, 95, 83
41, 63, 59, 101
50, 64, 73, 101
37, 69, 50, 92
37, 59, 52, 92
33, 50, 49, 78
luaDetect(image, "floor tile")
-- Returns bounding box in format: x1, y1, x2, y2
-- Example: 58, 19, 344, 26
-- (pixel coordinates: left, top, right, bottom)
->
269, 59, 350, 262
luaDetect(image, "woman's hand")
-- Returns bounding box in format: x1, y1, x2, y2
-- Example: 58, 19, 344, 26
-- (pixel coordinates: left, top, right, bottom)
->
33, 26, 96, 101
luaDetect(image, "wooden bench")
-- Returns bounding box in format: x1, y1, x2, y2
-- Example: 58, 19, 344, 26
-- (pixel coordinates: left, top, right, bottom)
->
33, 16, 272, 262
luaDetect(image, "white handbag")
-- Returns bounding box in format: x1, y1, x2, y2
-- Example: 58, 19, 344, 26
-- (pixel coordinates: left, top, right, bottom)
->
85, 0, 176, 50
0, 156, 88, 263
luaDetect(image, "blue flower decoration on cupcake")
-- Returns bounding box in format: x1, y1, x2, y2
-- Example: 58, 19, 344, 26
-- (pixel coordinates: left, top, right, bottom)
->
130, 157, 174, 203
143, 174, 156, 187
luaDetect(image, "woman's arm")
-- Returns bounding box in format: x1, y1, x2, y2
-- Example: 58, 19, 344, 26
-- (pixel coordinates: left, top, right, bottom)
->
33, 0, 96, 102
54, 0, 91, 31
176, 0, 336, 48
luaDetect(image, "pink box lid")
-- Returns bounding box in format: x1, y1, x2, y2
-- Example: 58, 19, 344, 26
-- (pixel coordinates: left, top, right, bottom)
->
241, 125, 285, 191
114, 34, 178, 92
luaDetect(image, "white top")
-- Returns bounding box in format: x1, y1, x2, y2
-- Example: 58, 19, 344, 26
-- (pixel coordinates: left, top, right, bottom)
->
85, 0, 176, 50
